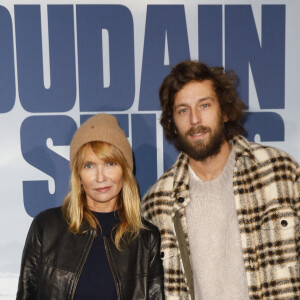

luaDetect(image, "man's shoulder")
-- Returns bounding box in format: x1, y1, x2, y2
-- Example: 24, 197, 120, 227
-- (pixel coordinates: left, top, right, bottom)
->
142, 152, 186, 203
251, 142, 296, 164
141, 153, 188, 220
142, 163, 176, 204
234, 136, 300, 173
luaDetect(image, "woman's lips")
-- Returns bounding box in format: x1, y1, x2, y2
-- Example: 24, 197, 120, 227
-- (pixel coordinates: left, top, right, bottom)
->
95, 187, 111, 192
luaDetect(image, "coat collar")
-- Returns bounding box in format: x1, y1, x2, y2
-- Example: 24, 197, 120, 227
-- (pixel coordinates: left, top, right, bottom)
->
171, 152, 191, 213
232, 135, 257, 163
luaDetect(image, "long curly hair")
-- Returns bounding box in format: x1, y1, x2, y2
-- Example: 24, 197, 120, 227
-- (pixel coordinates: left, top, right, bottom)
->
159, 60, 246, 143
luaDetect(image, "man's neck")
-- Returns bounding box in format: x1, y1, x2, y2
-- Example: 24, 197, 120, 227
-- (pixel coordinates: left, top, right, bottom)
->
188, 141, 232, 182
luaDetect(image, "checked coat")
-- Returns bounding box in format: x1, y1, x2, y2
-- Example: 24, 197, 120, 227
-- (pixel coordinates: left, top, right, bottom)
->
142, 135, 300, 300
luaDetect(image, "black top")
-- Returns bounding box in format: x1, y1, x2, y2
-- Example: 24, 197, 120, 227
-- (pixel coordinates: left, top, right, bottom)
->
74, 211, 119, 300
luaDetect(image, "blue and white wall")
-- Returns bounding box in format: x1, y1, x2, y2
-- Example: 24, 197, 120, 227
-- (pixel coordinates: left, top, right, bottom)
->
1, 0, 299, 298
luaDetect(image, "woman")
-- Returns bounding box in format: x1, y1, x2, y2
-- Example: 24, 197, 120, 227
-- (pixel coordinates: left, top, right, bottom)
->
17, 114, 164, 300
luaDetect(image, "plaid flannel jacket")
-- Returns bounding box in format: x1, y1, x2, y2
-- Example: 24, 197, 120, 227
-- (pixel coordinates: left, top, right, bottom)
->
142, 135, 300, 300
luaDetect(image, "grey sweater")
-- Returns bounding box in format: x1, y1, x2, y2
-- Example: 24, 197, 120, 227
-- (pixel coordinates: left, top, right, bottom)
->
186, 148, 249, 300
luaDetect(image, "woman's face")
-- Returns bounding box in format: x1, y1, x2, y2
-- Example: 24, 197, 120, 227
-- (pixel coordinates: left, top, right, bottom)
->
79, 150, 123, 212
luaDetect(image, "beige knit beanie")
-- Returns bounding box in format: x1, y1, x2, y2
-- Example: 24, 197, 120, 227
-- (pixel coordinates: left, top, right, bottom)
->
70, 114, 133, 170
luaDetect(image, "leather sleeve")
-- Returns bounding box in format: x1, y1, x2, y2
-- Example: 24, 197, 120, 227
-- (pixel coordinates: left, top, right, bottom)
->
148, 226, 165, 300
16, 218, 42, 300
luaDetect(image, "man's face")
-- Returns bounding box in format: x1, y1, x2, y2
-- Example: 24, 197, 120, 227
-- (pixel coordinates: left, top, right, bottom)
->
173, 80, 227, 161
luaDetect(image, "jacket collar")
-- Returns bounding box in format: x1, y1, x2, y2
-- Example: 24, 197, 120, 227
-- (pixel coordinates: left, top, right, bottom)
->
232, 135, 257, 163
171, 152, 191, 213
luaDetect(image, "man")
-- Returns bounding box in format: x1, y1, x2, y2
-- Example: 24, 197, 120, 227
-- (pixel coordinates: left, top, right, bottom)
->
142, 60, 300, 300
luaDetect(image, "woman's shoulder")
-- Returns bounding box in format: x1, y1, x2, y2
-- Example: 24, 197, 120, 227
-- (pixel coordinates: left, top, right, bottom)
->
25, 207, 68, 242
32, 206, 66, 228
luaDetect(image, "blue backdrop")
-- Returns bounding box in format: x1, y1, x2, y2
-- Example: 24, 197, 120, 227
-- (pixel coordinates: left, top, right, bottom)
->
0, 1, 299, 298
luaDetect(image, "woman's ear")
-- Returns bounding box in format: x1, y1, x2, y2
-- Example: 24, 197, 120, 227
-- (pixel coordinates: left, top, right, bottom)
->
223, 114, 229, 122
81, 183, 85, 194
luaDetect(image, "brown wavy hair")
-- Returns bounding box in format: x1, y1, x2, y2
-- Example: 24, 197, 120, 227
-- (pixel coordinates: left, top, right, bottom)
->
159, 60, 246, 143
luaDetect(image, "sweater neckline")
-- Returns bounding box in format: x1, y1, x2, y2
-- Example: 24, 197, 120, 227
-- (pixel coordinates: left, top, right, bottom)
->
188, 147, 235, 185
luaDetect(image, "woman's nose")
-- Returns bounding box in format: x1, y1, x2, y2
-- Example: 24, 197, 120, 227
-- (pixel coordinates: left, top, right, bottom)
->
96, 167, 106, 182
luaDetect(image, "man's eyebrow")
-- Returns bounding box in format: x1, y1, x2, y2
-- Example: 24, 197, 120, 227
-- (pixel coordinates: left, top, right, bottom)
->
174, 97, 214, 109
174, 103, 188, 109
197, 96, 214, 102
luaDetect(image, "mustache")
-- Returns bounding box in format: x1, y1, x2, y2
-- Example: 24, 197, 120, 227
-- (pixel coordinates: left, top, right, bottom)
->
185, 125, 211, 136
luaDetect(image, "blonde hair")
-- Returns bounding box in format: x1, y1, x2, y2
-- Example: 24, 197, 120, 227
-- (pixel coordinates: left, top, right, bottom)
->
62, 142, 144, 249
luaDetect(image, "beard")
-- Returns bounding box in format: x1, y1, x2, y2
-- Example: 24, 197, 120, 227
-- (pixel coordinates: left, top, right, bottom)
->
174, 118, 225, 161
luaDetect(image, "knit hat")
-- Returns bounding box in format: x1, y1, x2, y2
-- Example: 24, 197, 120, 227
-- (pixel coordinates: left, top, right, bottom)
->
70, 114, 133, 170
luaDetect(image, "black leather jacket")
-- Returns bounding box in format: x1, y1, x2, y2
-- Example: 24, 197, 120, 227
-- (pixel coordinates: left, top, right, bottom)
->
16, 207, 164, 299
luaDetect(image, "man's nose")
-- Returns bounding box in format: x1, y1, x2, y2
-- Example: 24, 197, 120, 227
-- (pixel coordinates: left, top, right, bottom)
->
190, 109, 201, 125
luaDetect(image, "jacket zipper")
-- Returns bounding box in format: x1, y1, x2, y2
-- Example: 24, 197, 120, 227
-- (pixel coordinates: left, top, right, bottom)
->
103, 236, 120, 300
70, 230, 94, 300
